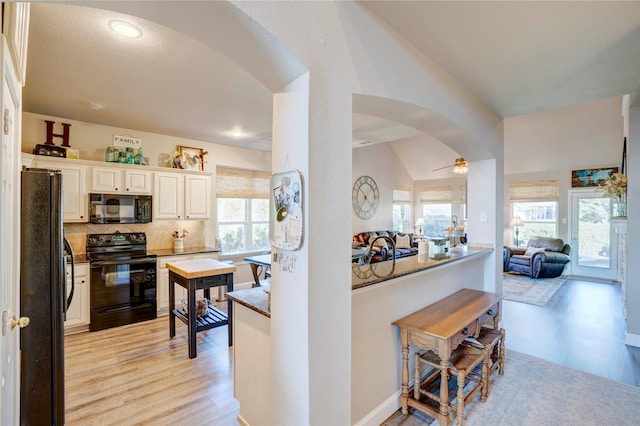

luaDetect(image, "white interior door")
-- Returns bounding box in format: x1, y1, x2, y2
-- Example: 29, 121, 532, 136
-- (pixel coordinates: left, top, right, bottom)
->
569, 190, 618, 280
0, 35, 23, 426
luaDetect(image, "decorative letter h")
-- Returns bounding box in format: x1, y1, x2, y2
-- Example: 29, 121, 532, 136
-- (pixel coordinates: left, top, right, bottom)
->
44, 120, 71, 147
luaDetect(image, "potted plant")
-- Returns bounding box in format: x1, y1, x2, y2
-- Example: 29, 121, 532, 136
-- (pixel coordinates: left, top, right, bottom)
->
600, 172, 627, 218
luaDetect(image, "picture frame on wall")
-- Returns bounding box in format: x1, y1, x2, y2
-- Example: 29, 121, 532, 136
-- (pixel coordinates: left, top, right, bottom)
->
571, 167, 618, 188
178, 145, 205, 171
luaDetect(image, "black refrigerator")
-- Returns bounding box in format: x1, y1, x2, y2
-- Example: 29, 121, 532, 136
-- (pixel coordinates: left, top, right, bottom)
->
20, 168, 75, 426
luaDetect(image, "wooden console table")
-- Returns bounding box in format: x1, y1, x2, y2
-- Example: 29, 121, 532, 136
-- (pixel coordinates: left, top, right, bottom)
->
167, 258, 236, 358
392, 288, 503, 425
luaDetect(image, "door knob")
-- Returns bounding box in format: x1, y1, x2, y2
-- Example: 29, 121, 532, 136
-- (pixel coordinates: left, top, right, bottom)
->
10, 316, 30, 330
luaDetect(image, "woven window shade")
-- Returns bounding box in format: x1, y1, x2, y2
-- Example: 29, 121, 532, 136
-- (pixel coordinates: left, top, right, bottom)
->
216, 166, 271, 199
419, 186, 452, 203
509, 180, 559, 202
393, 187, 412, 204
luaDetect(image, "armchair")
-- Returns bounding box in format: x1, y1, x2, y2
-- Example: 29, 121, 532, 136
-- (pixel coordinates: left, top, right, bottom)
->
503, 236, 571, 279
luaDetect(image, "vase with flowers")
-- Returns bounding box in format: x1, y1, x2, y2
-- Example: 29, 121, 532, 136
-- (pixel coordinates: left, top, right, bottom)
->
599, 172, 627, 218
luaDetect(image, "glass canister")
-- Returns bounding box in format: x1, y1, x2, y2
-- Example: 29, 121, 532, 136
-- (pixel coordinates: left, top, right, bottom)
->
118, 151, 127, 163
105, 146, 116, 162
134, 148, 143, 165
125, 147, 134, 164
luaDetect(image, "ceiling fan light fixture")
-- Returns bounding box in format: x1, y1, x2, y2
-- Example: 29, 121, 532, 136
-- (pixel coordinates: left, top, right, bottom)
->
452, 157, 468, 175
108, 20, 143, 38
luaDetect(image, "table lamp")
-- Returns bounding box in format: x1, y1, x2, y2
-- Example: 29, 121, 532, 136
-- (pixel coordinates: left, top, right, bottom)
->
509, 216, 524, 246
415, 218, 425, 237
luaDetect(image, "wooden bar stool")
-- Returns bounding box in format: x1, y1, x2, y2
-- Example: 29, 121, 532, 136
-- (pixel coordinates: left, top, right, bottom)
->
414, 346, 485, 426
461, 327, 506, 402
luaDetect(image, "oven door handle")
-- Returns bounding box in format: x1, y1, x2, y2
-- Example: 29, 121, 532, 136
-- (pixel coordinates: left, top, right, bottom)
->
91, 258, 157, 267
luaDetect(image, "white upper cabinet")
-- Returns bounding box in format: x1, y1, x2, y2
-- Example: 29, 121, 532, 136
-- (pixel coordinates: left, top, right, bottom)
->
184, 174, 210, 219
154, 172, 184, 219
33, 159, 88, 222
91, 167, 152, 194
154, 172, 210, 220
125, 169, 153, 194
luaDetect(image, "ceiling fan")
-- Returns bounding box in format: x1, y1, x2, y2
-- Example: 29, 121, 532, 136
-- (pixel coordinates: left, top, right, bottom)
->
432, 157, 468, 175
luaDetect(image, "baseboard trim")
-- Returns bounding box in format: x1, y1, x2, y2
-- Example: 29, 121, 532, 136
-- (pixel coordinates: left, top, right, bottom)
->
353, 390, 401, 426
564, 275, 618, 285
625, 331, 640, 348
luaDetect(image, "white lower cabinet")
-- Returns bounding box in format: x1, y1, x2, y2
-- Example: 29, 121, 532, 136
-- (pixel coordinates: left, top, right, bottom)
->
64, 263, 90, 333
156, 252, 220, 315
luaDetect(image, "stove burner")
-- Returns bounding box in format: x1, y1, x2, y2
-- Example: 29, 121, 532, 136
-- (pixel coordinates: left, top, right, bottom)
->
86, 232, 155, 261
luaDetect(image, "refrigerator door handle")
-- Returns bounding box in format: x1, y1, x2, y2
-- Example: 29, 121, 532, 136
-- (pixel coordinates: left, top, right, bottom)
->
64, 237, 75, 311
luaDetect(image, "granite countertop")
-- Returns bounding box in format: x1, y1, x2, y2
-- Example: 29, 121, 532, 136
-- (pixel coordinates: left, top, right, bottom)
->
351, 246, 494, 290
226, 286, 271, 318
151, 246, 220, 257
191, 247, 494, 317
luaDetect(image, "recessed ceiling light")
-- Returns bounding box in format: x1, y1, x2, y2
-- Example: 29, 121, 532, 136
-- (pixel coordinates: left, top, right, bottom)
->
231, 129, 243, 138
108, 20, 142, 38
89, 102, 105, 110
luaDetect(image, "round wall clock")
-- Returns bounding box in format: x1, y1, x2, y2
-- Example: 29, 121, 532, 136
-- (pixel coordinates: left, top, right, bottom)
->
352, 175, 379, 219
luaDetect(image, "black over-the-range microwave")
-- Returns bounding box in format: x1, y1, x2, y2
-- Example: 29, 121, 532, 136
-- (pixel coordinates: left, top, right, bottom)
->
89, 193, 152, 224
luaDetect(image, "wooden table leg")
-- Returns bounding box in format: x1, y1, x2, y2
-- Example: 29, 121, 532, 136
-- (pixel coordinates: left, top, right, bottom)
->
188, 280, 197, 359
400, 330, 409, 415
169, 271, 176, 338
227, 274, 233, 347
250, 263, 260, 287
455, 370, 465, 426
439, 356, 450, 425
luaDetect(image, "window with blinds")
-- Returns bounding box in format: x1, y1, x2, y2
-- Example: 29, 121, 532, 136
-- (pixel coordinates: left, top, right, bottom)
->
216, 167, 271, 253
419, 186, 452, 236
216, 167, 270, 199
393, 187, 411, 232
419, 186, 452, 203
509, 180, 559, 244
509, 180, 559, 202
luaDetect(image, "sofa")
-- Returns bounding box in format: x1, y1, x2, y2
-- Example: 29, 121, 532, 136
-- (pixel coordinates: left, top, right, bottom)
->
352, 230, 418, 263
503, 236, 571, 278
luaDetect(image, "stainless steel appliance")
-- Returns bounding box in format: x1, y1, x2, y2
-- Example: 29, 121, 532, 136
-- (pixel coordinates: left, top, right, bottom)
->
20, 168, 76, 426
89, 193, 152, 224
86, 232, 157, 331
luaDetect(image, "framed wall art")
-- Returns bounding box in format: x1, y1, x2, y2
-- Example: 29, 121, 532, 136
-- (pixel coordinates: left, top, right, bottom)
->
178, 145, 206, 171
571, 167, 618, 188
269, 169, 304, 250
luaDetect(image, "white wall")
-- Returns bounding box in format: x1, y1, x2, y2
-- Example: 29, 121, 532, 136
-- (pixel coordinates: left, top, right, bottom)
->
22, 112, 272, 173
352, 143, 414, 233
626, 105, 639, 345
270, 73, 313, 424
504, 96, 624, 175
503, 97, 624, 245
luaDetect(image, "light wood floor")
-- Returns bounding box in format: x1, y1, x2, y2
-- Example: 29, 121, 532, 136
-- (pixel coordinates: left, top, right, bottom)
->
65, 278, 639, 425
64, 310, 239, 425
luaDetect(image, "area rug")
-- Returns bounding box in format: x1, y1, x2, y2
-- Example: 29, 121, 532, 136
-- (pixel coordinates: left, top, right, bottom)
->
383, 350, 640, 426
501, 273, 565, 306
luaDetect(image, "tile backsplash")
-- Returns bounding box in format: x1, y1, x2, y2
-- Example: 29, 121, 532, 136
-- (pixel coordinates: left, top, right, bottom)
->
64, 220, 205, 255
